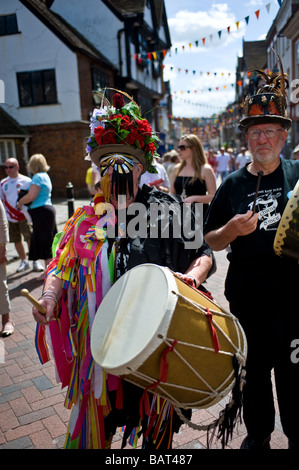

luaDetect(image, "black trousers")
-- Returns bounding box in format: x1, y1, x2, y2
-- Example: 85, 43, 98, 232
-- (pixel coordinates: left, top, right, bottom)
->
230, 295, 299, 447
28, 205, 57, 260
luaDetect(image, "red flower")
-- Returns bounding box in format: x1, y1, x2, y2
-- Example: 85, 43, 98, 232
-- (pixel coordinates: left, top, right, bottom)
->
136, 119, 152, 136
120, 115, 133, 130
146, 142, 156, 154
109, 114, 122, 120
112, 93, 125, 109
101, 128, 117, 145
125, 129, 138, 145
94, 126, 105, 145
135, 133, 145, 148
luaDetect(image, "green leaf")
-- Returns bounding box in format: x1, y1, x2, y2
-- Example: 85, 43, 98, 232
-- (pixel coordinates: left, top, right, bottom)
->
123, 101, 142, 120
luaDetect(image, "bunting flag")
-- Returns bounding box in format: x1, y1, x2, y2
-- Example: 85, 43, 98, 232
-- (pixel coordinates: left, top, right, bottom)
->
172, 94, 226, 110
166, 65, 233, 77
172, 84, 234, 94
167, 0, 279, 54
132, 49, 168, 60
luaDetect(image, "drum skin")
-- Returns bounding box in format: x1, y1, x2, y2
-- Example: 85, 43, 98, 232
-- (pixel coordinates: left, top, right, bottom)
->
91, 264, 247, 409
274, 180, 299, 260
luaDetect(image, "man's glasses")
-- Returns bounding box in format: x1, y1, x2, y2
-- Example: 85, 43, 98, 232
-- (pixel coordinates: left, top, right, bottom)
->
178, 145, 190, 151
247, 128, 284, 140
4, 166, 15, 169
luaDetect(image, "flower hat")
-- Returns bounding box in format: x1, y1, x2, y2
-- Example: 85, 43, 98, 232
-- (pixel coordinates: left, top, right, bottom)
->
86, 89, 160, 175
238, 50, 292, 131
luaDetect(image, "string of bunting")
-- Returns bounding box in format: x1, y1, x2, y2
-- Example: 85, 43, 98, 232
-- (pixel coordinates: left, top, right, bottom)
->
167, 68, 278, 81
165, 66, 234, 77
172, 84, 235, 94
172, 94, 224, 110
131, 0, 282, 62
167, 0, 282, 55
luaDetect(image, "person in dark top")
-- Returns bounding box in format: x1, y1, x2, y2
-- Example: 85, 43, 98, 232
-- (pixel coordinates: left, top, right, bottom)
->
204, 59, 299, 449
31, 92, 214, 449
170, 134, 216, 218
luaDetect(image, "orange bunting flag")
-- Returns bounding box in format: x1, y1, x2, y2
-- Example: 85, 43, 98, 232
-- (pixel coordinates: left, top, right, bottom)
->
255, 10, 260, 19
202, 37, 206, 45
236, 21, 239, 30
227, 26, 230, 34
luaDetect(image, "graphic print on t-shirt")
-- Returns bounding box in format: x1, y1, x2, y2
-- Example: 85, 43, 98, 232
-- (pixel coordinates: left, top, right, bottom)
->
248, 187, 282, 231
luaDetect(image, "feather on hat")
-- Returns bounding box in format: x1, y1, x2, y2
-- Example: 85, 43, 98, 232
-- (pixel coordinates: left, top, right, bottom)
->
238, 49, 292, 131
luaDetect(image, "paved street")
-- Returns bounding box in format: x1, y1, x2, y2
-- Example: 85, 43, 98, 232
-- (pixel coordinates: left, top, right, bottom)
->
0, 198, 289, 450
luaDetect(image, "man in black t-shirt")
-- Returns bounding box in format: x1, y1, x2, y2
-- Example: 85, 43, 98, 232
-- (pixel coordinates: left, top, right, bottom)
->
204, 61, 299, 449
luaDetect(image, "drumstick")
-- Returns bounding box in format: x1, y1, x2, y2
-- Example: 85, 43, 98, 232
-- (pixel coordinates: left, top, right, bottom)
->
251, 170, 263, 214
20, 289, 47, 315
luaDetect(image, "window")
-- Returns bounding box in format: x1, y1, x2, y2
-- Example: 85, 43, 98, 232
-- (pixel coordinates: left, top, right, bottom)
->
91, 67, 110, 92
0, 14, 19, 36
0, 140, 16, 165
17, 69, 58, 107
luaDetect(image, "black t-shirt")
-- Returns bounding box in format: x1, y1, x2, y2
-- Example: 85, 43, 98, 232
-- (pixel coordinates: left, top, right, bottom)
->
110, 186, 212, 280
204, 159, 299, 303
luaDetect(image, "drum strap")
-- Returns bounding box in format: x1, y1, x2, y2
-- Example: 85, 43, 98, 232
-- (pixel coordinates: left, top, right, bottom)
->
139, 340, 178, 420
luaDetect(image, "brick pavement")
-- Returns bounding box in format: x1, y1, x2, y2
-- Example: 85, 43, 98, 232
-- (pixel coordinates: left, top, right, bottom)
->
0, 199, 289, 450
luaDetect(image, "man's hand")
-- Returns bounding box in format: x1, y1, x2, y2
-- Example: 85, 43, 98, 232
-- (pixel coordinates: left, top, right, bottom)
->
32, 298, 56, 325
227, 210, 259, 237
205, 210, 259, 251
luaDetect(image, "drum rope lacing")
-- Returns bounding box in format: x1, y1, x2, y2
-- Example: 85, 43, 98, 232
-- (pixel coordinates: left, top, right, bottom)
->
173, 291, 246, 365
129, 291, 246, 414
173, 366, 247, 433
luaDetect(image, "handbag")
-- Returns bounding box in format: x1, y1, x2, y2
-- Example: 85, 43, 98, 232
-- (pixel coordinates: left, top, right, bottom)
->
17, 189, 30, 207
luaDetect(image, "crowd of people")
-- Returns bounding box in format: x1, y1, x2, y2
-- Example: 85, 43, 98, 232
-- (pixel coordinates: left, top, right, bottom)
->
0, 154, 57, 336
1, 60, 299, 451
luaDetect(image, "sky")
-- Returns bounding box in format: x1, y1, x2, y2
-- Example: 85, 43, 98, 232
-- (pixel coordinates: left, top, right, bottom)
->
163, 0, 282, 119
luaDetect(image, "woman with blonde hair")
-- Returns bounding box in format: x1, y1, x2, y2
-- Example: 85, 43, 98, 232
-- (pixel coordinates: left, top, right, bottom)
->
17, 154, 57, 278
170, 134, 217, 218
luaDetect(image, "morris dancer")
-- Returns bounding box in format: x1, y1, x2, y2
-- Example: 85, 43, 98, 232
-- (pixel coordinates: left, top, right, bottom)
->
32, 91, 214, 449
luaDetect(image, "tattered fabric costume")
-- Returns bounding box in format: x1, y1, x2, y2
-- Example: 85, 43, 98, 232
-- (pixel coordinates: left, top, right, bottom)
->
35, 192, 187, 449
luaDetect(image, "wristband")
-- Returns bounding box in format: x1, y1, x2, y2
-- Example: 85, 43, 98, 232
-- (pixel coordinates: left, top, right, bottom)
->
41, 290, 58, 299
39, 295, 58, 309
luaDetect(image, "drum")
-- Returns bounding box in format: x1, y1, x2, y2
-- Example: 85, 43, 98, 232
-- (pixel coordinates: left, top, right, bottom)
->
91, 263, 247, 410
274, 180, 299, 260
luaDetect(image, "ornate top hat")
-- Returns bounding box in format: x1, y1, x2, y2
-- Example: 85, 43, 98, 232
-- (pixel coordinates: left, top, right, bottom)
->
238, 50, 292, 131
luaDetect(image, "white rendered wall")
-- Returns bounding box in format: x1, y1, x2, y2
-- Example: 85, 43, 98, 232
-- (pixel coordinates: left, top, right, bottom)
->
0, 0, 81, 125
51, 0, 122, 71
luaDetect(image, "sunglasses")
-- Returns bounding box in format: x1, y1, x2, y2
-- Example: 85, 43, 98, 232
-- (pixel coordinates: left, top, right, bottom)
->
5, 166, 15, 169
178, 145, 190, 151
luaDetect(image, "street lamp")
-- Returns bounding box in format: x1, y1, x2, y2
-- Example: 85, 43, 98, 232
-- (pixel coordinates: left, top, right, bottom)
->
92, 89, 110, 107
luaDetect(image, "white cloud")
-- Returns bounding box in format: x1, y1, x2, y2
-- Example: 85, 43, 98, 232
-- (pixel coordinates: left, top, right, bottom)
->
168, 3, 246, 50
